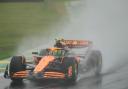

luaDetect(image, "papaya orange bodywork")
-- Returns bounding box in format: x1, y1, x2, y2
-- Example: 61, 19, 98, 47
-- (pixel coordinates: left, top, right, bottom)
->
13, 71, 28, 78
44, 71, 65, 79
63, 40, 91, 46
34, 56, 55, 73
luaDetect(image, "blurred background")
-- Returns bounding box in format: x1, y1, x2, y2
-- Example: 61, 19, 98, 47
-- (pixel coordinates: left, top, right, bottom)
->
0, 0, 69, 59
0, 0, 128, 89
0, 0, 128, 72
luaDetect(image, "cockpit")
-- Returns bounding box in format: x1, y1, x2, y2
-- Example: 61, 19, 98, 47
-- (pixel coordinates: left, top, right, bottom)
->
38, 48, 66, 57
47, 48, 65, 57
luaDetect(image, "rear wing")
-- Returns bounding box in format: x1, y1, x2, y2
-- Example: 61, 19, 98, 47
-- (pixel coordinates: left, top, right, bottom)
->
63, 40, 92, 48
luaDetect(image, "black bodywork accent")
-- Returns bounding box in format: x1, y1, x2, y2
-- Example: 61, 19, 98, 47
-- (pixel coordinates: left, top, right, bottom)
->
44, 57, 76, 73
44, 58, 65, 73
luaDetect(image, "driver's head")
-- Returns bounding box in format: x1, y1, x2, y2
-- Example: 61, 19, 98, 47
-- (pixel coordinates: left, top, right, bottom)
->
60, 38, 64, 42
55, 38, 64, 42
55, 38, 60, 43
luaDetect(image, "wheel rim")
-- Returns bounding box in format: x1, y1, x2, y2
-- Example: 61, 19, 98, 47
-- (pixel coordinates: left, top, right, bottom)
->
74, 64, 78, 77
68, 66, 73, 77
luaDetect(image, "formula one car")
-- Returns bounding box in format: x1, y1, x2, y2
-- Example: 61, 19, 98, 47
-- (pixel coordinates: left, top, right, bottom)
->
4, 39, 102, 83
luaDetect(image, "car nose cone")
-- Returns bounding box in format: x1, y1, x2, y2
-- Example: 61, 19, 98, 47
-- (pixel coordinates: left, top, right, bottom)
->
33, 72, 43, 79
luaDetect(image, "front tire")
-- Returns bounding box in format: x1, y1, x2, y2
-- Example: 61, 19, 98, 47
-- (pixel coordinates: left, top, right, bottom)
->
63, 58, 78, 84
9, 56, 26, 82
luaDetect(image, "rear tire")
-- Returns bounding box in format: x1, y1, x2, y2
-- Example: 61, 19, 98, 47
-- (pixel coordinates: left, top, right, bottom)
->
92, 50, 102, 76
95, 51, 102, 75
9, 56, 26, 82
87, 50, 102, 76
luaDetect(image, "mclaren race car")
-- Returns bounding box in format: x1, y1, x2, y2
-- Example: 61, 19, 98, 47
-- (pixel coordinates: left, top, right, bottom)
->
4, 39, 102, 83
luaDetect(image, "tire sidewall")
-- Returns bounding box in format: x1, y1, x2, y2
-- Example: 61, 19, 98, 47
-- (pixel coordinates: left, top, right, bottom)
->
9, 56, 26, 81
63, 58, 78, 83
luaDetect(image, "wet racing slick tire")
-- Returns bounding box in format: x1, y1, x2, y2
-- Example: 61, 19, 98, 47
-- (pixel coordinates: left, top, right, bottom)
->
9, 56, 26, 82
63, 58, 78, 84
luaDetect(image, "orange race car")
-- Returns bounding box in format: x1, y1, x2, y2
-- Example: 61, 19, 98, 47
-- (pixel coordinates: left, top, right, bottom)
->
4, 39, 102, 83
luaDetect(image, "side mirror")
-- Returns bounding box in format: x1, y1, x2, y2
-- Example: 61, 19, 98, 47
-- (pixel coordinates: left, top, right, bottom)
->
32, 52, 38, 55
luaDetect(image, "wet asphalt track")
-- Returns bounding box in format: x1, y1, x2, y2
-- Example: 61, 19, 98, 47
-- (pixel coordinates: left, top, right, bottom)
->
0, 0, 128, 89
1, 65, 128, 89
